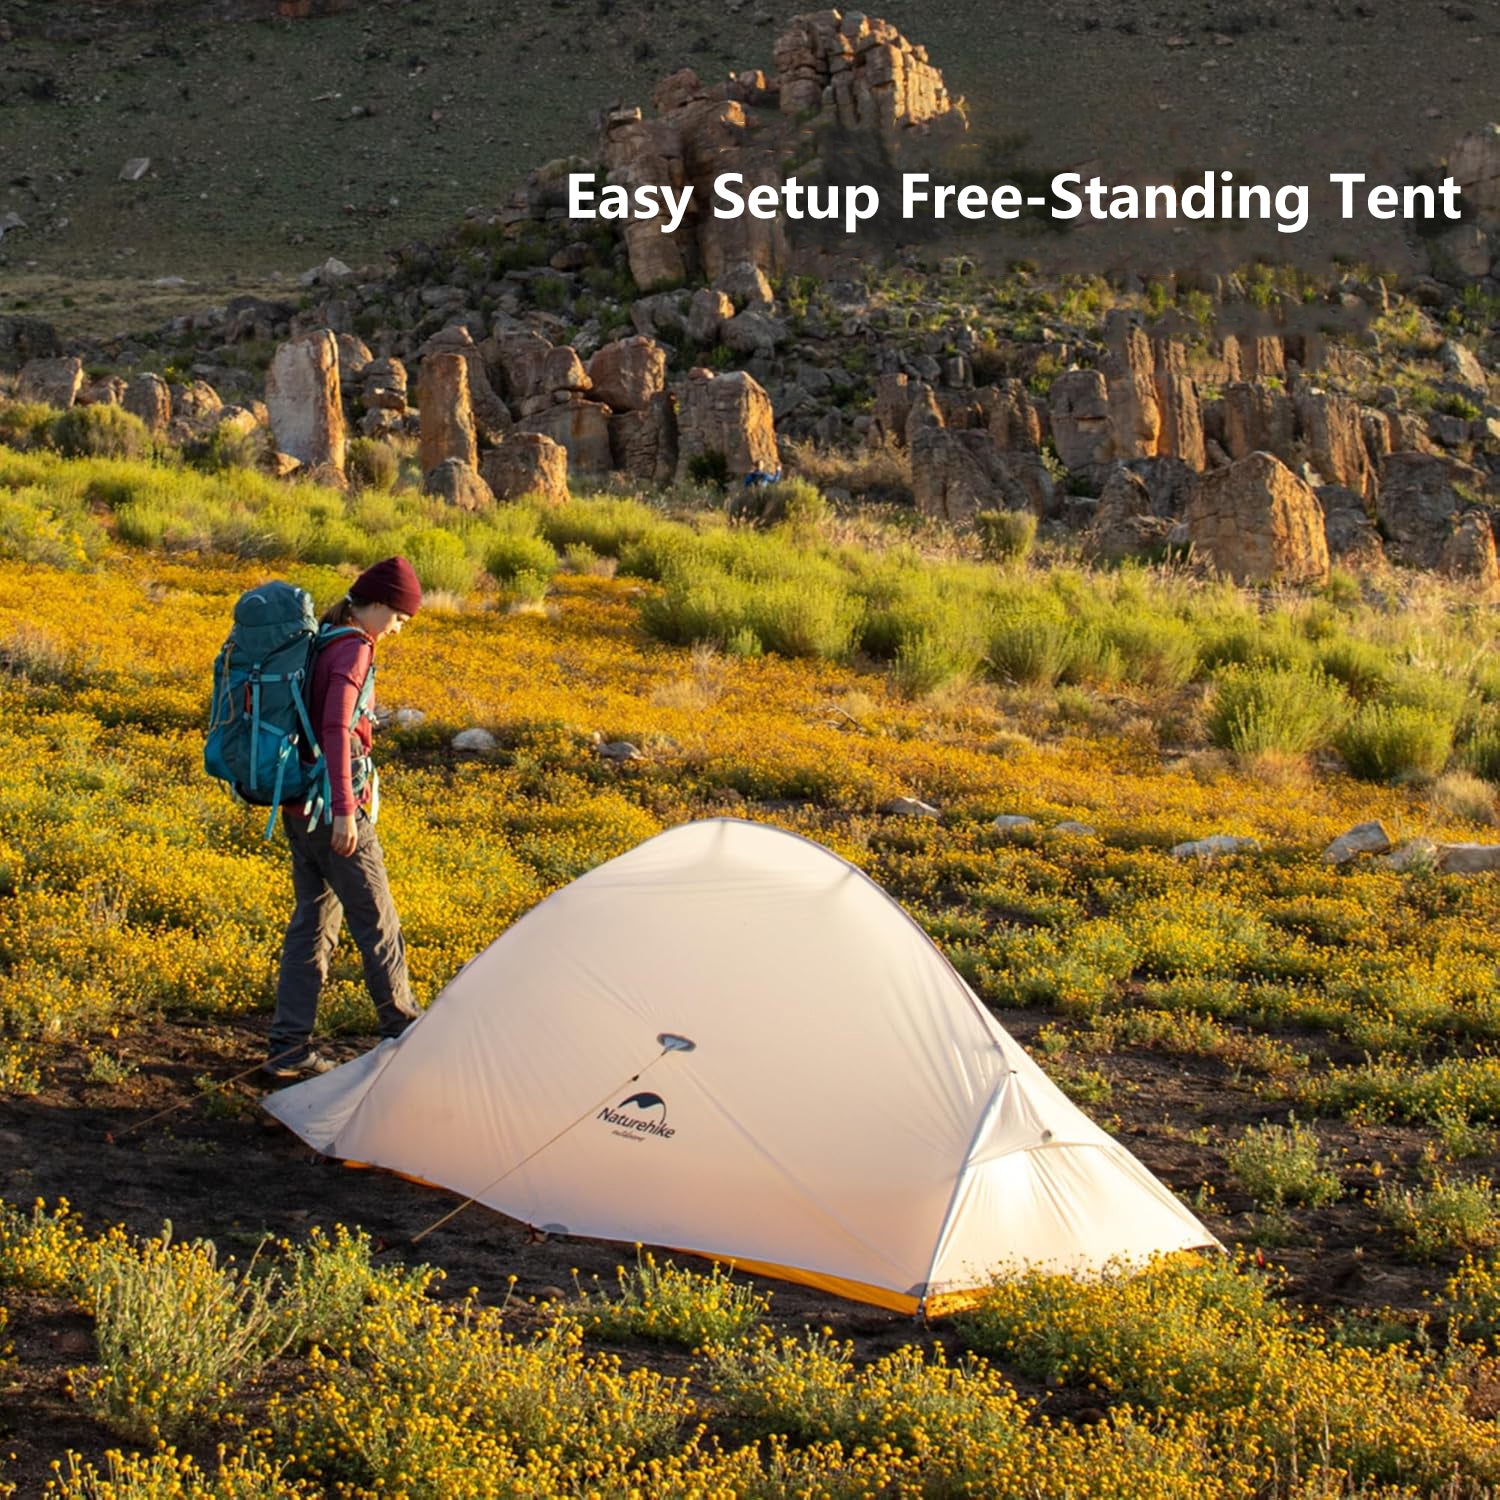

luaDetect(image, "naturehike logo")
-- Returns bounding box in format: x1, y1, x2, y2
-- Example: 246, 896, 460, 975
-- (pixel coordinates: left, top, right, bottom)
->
598, 1091, 676, 1142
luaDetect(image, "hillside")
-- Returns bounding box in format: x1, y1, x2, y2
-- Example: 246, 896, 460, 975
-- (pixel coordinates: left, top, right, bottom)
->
0, 0, 1495, 331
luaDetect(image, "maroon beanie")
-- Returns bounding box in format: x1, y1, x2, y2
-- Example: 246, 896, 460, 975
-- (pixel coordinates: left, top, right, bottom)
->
352, 555, 422, 616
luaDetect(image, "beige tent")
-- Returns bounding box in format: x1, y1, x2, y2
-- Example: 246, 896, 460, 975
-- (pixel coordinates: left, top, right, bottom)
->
266, 818, 1216, 1313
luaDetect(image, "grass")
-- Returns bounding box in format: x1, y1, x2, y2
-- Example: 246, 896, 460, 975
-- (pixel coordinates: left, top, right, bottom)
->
1225, 1117, 1342, 1209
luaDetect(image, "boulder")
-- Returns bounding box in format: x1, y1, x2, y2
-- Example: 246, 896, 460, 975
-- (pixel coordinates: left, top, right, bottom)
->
630, 291, 689, 340
992, 815, 1037, 832
1449, 124, 1500, 226
1376, 452, 1487, 569
419, 327, 511, 441
686, 288, 734, 346
1296, 388, 1374, 497
1383, 838, 1440, 873
1186, 450, 1329, 586
170, 380, 223, 419
488, 330, 556, 405
881, 797, 940, 819
977, 380, 1041, 452
609, 392, 678, 486
586, 336, 667, 412
417, 352, 478, 474
265, 331, 345, 473
480, 433, 570, 506
1317, 485, 1384, 564
721, 310, 786, 356
1049, 369, 1112, 470
1439, 509, 1500, 585
1437, 843, 1500, 875
16, 356, 83, 409
911, 426, 1055, 524
715, 260, 775, 311
334, 333, 374, 384
422, 457, 494, 511
1221, 382, 1295, 463
872, 372, 914, 445
1087, 466, 1173, 563
78, 376, 127, 407
599, 113, 691, 289
517, 398, 614, 473
1440, 339, 1488, 394
452, 727, 499, 753
675, 368, 779, 479
123, 373, 171, 434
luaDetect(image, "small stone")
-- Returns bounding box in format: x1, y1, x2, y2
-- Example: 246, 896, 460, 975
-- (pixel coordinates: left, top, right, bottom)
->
1051, 820, 1097, 837
1322, 821, 1392, 863
452, 727, 498, 753
992, 815, 1037, 832
1170, 834, 1260, 860
391, 708, 427, 728
119, 157, 151, 181
597, 740, 643, 762
881, 797, 941, 819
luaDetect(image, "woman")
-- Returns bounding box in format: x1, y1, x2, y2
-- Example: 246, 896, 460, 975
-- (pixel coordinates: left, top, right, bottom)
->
264, 555, 424, 1079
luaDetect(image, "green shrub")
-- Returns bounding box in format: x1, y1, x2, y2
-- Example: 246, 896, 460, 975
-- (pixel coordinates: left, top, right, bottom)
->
985, 603, 1075, 688
974, 509, 1036, 563
0, 400, 59, 449
1373, 1172, 1500, 1261
732, 476, 828, 532
50, 404, 151, 461
1205, 663, 1349, 755
1335, 703, 1454, 782
1226, 1117, 1341, 1208
569, 1253, 770, 1347
83, 1225, 290, 1442
346, 437, 400, 493
687, 450, 730, 488
484, 532, 559, 583
1099, 608, 1199, 690
405, 528, 479, 596
1316, 637, 1393, 700
0, 487, 107, 568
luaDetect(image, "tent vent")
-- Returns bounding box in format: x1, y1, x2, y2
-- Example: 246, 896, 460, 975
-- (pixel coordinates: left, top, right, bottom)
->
658, 1033, 697, 1052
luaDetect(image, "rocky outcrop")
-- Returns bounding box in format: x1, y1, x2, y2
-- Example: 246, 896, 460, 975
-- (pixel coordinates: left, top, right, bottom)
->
1220, 383, 1295, 463
418, 353, 479, 475
265, 331, 345, 474
772, 10, 953, 142
1295, 388, 1374, 497
17, 357, 83, 409
518, 398, 614, 473
911, 427, 1054, 523
676, 368, 779, 479
977, 380, 1041, 452
419, 327, 511, 441
1187, 450, 1330, 586
1049, 370, 1113, 471
480, 433, 570, 506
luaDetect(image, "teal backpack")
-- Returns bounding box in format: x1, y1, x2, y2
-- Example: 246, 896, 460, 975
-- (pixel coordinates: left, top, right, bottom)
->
204, 581, 375, 838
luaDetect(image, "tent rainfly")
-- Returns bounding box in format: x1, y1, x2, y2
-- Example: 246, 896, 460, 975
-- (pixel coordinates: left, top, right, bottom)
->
265, 818, 1217, 1314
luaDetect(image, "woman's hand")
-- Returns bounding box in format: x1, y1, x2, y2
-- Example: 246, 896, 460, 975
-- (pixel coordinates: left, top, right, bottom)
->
332, 814, 358, 856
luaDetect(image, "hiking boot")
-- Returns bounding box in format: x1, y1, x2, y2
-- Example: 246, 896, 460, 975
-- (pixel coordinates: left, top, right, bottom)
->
262, 1049, 336, 1081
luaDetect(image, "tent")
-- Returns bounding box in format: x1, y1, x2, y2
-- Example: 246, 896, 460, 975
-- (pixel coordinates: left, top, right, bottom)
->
265, 818, 1217, 1313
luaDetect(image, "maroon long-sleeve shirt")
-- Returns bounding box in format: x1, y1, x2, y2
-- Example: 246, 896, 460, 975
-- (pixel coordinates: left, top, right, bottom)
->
309, 629, 375, 816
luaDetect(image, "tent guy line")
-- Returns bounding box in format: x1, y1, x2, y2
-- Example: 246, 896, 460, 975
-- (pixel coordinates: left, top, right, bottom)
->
409, 1038, 693, 1246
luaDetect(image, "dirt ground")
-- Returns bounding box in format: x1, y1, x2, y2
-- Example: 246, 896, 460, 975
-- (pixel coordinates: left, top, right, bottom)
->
0, 1005, 1469, 1493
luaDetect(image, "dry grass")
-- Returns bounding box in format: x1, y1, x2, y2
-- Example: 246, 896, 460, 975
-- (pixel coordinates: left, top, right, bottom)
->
783, 435, 914, 506
1429, 770, 1498, 826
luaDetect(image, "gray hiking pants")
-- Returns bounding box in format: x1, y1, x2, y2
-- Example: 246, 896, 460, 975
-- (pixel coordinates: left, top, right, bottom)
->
269, 806, 419, 1064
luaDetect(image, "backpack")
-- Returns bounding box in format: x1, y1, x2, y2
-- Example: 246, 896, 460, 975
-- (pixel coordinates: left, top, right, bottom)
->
204, 581, 375, 839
